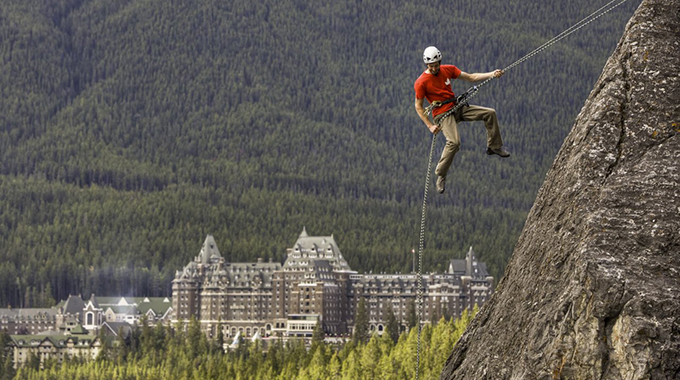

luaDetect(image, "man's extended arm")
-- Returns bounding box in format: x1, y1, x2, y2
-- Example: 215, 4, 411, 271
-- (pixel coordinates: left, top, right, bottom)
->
415, 97, 441, 134
458, 69, 504, 82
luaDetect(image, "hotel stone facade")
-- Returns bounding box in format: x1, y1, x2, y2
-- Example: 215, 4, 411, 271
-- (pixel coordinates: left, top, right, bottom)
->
172, 229, 494, 340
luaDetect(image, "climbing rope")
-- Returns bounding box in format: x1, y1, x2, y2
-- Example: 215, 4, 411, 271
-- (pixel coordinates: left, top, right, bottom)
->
413, 0, 634, 378
503, 0, 633, 73
415, 132, 437, 380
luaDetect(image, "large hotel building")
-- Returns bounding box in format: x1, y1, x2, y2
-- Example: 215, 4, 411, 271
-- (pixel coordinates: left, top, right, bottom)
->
172, 228, 494, 340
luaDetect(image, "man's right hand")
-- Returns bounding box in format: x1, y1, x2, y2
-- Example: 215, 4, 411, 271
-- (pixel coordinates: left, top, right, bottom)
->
428, 124, 441, 134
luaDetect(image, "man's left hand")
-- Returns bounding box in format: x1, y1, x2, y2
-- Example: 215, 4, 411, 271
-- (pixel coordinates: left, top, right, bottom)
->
493, 69, 504, 78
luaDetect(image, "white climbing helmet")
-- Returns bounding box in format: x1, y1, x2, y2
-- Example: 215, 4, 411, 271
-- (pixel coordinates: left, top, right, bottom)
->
423, 46, 442, 64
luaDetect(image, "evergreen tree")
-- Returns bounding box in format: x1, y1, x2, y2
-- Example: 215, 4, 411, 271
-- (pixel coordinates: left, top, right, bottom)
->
38, 284, 56, 308
128, 323, 142, 360
353, 298, 369, 345
25, 350, 41, 370
360, 335, 382, 380
152, 321, 167, 352
406, 299, 417, 331
96, 327, 112, 362
214, 322, 224, 354
0, 333, 6, 380
139, 315, 153, 354
311, 321, 325, 352
428, 317, 457, 376
441, 302, 450, 321
340, 350, 362, 380
327, 352, 342, 380
114, 327, 129, 365
266, 339, 285, 374
186, 316, 205, 359
1, 355, 15, 380
306, 345, 329, 380
384, 304, 400, 344
0, 330, 8, 355
233, 335, 250, 361
246, 340, 265, 377
377, 341, 398, 380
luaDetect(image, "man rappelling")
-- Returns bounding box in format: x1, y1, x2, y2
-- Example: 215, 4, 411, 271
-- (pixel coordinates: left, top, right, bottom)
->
414, 46, 510, 194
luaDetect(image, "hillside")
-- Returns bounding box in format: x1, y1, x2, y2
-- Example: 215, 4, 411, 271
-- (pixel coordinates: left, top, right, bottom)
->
0, 0, 639, 306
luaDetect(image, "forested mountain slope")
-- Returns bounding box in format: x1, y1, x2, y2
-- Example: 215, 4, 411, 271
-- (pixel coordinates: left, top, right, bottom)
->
0, 0, 639, 306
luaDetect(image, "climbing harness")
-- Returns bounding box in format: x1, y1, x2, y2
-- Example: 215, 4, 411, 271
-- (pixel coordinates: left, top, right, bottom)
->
413, 0, 635, 378
424, 86, 479, 120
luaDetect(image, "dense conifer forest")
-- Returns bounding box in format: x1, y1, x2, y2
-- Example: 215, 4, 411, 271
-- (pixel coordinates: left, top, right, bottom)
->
0, 0, 638, 308
0, 311, 475, 380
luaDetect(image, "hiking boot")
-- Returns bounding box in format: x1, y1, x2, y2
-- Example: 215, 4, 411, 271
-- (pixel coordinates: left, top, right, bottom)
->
436, 175, 446, 194
486, 147, 510, 158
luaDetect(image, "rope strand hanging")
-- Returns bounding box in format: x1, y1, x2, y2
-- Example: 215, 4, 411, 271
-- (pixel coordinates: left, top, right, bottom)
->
413, 0, 634, 379
415, 132, 437, 380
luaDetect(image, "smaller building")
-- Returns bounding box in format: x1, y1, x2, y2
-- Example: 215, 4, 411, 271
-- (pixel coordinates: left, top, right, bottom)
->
96, 296, 173, 326
0, 309, 58, 335
55, 294, 88, 334
285, 314, 320, 338
8, 332, 100, 369
54, 295, 173, 333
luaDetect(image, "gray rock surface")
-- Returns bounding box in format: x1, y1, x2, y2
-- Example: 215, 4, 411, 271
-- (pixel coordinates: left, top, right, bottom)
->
439, 0, 680, 379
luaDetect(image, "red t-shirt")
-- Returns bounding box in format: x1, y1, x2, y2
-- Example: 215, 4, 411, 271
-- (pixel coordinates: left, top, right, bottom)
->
414, 65, 462, 116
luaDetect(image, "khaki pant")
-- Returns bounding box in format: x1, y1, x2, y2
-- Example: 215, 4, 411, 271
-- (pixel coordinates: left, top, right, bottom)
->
433, 104, 503, 177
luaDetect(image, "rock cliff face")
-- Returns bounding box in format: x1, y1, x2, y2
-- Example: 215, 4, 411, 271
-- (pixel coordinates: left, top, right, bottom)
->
439, 0, 680, 379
